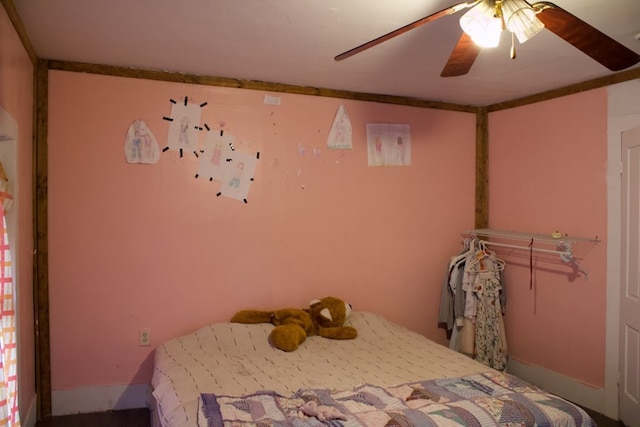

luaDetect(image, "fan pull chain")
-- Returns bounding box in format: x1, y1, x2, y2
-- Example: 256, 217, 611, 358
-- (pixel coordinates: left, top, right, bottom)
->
510, 32, 516, 59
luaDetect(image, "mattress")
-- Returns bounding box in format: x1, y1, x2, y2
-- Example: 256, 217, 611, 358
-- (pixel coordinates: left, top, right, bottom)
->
151, 311, 592, 427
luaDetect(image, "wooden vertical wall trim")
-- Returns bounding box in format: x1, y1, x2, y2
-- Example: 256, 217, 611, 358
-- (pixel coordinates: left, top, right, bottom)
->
475, 108, 489, 228
34, 58, 51, 419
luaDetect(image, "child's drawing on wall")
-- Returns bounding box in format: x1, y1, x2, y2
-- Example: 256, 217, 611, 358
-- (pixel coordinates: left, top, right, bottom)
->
373, 135, 384, 165
210, 143, 223, 165
124, 119, 160, 164
167, 102, 202, 152
198, 131, 235, 181
327, 105, 353, 149
228, 162, 244, 188
220, 150, 258, 201
395, 135, 406, 164
366, 123, 412, 167
178, 116, 190, 146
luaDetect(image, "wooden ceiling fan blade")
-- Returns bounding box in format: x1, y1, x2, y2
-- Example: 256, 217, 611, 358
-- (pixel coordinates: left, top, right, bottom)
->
334, 1, 479, 61
533, 2, 640, 71
440, 32, 481, 77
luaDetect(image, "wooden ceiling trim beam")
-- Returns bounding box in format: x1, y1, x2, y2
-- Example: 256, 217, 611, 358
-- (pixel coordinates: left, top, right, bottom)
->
488, 67, 640, 112
46, 60, 480, 114
0, 0, 37, 65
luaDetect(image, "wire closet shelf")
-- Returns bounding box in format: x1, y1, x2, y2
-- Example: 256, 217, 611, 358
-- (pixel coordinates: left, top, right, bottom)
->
466, 229, 600, 278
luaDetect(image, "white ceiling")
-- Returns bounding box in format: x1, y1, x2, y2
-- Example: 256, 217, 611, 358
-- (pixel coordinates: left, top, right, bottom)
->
12, 0, 640, 106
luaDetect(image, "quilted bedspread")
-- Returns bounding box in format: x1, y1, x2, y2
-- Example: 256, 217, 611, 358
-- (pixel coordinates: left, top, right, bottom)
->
199, 371, 595, 427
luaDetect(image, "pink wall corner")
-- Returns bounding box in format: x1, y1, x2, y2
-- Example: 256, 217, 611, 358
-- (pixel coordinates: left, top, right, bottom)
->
47, 71, 477, 390
0, 5, 36, 419
488, 89, 608, 387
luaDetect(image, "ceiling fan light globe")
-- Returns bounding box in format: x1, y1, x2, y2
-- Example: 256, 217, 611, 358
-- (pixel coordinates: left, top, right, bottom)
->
474, 17, 503, 47
501, 0, 545, 43
459, 1, 502, 48
511, 15, 544, 43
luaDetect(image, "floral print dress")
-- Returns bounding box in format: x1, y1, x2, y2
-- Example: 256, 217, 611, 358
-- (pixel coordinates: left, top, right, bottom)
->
473, 270, 507, 371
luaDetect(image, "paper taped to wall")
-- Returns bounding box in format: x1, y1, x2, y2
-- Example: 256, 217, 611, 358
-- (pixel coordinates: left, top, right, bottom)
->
327, 105, 352, 149
124, 120, 160, 164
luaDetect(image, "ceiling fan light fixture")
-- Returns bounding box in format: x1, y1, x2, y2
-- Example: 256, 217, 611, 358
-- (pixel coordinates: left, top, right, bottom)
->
501, 0, 545, 43
459, 0, 502, 48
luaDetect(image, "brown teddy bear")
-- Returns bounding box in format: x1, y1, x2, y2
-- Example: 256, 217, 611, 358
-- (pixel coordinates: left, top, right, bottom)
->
230, 296, 358, 352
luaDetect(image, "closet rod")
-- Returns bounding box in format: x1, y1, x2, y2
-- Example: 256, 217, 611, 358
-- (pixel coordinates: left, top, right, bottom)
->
479, 240, 568, 256
470, 236, 589, 278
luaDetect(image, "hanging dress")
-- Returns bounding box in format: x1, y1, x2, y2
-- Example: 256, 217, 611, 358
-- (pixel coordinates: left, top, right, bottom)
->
473, 268, 507, 371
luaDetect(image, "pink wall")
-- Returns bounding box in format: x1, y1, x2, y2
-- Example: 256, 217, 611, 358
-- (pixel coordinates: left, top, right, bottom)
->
0, 5, 36, 420
47, 71, 477, 390
488, 89, 608, 387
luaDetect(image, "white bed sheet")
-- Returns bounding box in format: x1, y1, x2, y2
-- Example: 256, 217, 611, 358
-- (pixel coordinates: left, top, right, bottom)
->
151, 311, 491, 427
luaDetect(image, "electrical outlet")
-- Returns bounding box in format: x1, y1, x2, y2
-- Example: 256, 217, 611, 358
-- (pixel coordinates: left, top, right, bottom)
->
139, 328, 151, 346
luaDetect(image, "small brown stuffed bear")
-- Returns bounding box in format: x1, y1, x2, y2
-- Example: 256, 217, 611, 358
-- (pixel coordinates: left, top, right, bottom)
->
230, 296, 358, 352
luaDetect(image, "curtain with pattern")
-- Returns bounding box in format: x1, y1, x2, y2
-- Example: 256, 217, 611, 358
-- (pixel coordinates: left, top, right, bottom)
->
0, 161, 19, 425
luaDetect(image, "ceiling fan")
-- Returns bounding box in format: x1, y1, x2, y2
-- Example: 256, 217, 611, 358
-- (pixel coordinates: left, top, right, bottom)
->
334, 0, 640, 77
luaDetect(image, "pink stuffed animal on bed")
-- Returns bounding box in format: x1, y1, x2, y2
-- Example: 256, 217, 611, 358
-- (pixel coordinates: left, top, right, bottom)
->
298, 400, 347, 421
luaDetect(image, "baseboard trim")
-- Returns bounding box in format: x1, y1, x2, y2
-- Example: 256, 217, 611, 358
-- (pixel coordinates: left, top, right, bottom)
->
52, 383, 151, 416
507, 358, 608, 416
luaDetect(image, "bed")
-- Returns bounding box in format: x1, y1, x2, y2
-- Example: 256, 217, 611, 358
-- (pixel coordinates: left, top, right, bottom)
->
151, 311, 595, 427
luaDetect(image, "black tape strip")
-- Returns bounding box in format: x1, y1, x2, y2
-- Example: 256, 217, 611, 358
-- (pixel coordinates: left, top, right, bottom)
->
204, 123, 210, 131
200, 102, 208, 107
209, 177, 214, 182
162, 117, 174, 122
220, 130, 224, 136
216, 192, 222, 197
256, 152, 260, 159
243, 199, 248, 204
226, 158, 232, 162
184, 96, 188, 106
162, 147, 170, 152
169, 99, 177, 104
179, 148, 183, 158
193, 151, 199, 158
